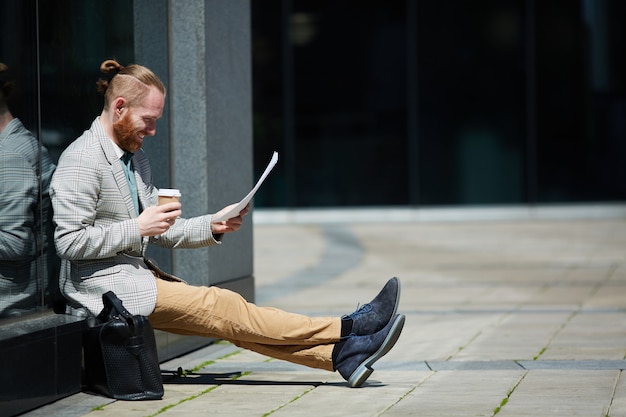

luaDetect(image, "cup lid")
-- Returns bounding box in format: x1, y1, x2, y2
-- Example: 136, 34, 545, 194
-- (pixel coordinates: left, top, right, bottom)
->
158, 188, 181, 197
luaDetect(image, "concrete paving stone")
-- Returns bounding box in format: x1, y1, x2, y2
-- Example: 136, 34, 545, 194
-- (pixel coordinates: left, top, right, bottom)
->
18, 393, 113, 417
613, 265, 626, 280
364, 369, 434, 387
585, 285, 626, 309
257, 286, 370, 313
453, 313, 572, 361
79, 388, 193, 417
376, 360, 432, 372
496, 370, 618, 416
403, 286, 495, 307
545, 313, 626, 358
382, 370, 525, 417
563, 265, 620, 281
476, 286, 546, 304
397, 313, 505, 361
530, 286, 597, 305
438, 269, 567, 286
518, 360, 626, 370
158, 375, 325, 416
201, 359, 322, 374
427, 360, 523, 371
228, 370, 333, 385
160, 341, 241, 372
515, 304, 581, 313
540, 346, 626, 361
269, 379, 419, 417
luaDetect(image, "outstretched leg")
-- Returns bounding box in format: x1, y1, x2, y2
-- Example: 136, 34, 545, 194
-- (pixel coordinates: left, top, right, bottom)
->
149, 278, 341, 353
149, 277, 404, 384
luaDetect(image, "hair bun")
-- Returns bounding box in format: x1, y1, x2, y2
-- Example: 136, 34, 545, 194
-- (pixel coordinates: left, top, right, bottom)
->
0, 62, 15, 100
100, 59, 125, 75
0, 62, 11, 81
97, 59, 125, 94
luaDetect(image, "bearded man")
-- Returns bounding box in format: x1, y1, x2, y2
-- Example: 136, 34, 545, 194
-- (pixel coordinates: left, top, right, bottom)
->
50, 60, 404, 390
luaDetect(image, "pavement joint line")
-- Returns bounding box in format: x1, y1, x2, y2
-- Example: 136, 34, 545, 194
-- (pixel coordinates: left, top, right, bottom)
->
525, 308, 577, 362
405, 308, 626, 315
424, 360, 626, 371
260, 386, 316, 417
492, 371, 527, 416
605, 371, 624, 416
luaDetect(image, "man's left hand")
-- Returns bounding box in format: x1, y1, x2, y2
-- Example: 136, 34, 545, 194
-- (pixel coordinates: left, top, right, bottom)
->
211, 203, 249, 234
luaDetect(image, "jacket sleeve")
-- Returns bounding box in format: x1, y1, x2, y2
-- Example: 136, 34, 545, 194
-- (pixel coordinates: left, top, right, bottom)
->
0, 151, 37, 260
51, 149, 142, 260
150, 213, 222, 249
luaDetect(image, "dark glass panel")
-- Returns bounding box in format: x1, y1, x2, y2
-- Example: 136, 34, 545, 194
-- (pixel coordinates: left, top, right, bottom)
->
251, 1, 626, 207
292, 1, 408, 206
0, 0, 47, 319
38, 0, 134, 163
0, 0, 134, 322
535, 0, 590, 202
252, 0, 409, 207
416, 0, 526, 205
579, 0, 626, 201
251, 0, 288, 206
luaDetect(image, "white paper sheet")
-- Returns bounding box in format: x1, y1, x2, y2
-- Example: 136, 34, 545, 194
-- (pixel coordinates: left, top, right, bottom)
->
212, 151, 278, 222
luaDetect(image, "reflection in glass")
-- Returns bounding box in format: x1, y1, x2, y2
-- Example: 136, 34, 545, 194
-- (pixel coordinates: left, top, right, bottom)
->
0, 63, 56, 318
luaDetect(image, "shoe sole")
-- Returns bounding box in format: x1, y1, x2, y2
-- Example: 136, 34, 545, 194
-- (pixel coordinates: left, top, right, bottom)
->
390, 277, 401, 318
347, 314, 406, 388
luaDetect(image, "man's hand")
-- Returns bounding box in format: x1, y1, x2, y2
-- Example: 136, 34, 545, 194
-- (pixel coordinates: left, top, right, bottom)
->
211, 203, 250, 234
137, 202, 182, 237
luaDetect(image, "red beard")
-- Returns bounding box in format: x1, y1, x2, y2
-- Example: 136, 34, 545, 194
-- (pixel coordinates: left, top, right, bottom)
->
112, 111, 142, 152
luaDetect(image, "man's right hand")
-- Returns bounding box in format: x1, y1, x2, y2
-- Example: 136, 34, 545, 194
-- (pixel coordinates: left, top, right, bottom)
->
137, 202, 182, 237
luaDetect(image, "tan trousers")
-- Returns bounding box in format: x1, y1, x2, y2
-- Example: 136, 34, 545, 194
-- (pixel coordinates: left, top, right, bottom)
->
149, 278, 341, 371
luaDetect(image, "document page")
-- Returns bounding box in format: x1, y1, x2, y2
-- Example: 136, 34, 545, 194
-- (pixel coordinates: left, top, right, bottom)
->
212, 151, 278, 222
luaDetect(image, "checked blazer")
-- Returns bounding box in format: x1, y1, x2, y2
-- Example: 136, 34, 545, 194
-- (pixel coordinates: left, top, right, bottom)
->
50, 117, 220, 316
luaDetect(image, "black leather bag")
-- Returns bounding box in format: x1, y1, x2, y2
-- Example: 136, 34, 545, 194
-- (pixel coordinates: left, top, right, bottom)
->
83, 291, 164, 400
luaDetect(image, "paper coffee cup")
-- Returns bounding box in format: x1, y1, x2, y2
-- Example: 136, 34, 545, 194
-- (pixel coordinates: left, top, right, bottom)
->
158, 188, 181, 205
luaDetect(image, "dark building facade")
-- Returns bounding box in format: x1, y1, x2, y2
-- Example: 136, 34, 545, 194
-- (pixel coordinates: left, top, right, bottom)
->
252, 0, 626, 207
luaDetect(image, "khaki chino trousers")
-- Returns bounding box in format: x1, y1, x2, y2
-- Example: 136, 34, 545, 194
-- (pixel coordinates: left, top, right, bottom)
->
149, 278, 341, 371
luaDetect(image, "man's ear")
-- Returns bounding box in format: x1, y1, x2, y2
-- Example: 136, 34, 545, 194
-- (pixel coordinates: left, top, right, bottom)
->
112, 97, 127, 116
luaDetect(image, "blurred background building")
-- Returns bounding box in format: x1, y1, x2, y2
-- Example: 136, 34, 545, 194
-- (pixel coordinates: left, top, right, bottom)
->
4, 0, 626, 210
252, 0, 626, 208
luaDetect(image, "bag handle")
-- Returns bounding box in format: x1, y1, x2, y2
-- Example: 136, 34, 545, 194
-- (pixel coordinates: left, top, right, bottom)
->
98, 291, 140, 335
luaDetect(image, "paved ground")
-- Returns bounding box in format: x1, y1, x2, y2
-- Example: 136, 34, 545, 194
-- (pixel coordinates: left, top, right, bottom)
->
23, 207, 626, 417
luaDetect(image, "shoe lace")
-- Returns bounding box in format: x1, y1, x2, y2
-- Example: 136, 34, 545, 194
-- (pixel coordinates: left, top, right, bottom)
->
346, 302, 372, 319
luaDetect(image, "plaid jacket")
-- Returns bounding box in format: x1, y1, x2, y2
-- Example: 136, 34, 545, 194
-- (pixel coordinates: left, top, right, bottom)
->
50, 117, 220, 316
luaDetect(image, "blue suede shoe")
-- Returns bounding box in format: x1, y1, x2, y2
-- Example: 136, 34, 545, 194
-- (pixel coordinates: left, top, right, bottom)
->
333, 313, 406, 388
343, 277, 401, 336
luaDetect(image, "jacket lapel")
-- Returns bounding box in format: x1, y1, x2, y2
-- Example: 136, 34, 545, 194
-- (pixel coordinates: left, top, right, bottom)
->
94, 120, 139, 218
133, 151, 151, 213
113, 161, 138, 217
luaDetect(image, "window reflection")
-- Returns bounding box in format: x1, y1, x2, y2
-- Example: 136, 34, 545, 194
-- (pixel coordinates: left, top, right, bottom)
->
0, 0, 134, 322
0, 63, 56, 319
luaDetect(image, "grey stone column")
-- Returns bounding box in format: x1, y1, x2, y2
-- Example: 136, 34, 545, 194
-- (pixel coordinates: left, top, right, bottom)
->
133, 1, 254, 359
134, 0, 253, 293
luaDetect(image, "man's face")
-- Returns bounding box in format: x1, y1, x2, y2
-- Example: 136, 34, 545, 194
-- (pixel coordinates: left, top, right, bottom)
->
112, 87, 164, 152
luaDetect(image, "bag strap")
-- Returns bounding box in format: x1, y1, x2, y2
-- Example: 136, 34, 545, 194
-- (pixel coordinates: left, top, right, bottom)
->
99, 291, 140, 335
